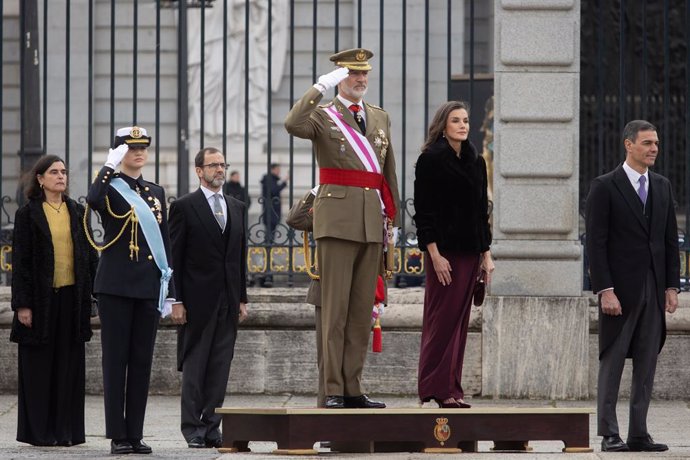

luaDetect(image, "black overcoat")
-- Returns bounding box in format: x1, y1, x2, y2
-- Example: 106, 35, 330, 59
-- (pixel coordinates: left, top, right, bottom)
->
10, 198, 98, 345
585, 165, 680, 357
168, 189, 248, 371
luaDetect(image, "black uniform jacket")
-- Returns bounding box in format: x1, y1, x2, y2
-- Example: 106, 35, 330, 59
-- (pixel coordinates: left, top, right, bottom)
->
87, 166, 176, 300
586, 165, 680, 357
11, 198, 98, 345
168, 189, 248, 371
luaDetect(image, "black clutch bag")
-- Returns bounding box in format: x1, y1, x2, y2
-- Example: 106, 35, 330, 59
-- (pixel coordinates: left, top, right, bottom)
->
473, 270, 487, 306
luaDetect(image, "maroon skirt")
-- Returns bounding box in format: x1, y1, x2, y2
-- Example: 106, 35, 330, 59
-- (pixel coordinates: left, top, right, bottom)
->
418, 251, 480, 402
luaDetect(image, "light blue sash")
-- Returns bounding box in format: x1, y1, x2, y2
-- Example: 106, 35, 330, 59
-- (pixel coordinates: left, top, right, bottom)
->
110, 178, 173, 314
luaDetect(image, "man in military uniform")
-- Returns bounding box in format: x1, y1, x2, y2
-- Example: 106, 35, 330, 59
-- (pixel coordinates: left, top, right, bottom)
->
285, 48, 400, 409
86, 126, 175, 455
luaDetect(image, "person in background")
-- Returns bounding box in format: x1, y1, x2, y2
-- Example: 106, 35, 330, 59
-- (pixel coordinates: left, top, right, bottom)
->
11, 154, 98, 447
414, 101, 494, 409
259, 163, 288, 287
224, 170, 251, 207
86, 126, 175, 455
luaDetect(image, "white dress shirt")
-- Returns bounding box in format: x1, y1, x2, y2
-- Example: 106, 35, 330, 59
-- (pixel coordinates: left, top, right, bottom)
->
622, 161, 649, 197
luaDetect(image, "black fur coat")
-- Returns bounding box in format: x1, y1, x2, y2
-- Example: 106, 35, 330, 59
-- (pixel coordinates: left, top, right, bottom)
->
413, 138, 492, 254
10, 198, 98, 345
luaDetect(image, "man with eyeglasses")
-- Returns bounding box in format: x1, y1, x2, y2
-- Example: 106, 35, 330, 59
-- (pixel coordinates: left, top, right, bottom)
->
168, 147, 248, 449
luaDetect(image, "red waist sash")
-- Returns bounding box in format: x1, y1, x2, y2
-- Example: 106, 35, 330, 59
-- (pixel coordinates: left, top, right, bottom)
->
319, 168, 397, 220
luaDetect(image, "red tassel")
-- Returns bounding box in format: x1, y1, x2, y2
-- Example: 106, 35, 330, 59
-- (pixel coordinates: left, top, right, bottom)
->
372, 318, 382, 352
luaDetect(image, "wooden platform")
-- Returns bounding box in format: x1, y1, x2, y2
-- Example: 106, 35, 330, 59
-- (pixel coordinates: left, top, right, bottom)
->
216, 406, 594, 454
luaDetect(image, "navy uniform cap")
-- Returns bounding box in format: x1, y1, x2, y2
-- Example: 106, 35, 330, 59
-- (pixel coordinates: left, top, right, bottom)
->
113, 126, 152, 149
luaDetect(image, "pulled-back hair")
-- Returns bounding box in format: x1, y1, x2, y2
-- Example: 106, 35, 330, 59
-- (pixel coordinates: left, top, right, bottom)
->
24, 154, 69, 200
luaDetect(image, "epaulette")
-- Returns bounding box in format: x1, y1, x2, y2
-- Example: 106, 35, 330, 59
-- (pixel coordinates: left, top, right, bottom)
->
366, 103, 385, 111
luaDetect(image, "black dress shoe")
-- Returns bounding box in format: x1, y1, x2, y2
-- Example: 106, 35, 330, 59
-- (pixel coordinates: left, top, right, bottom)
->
110, 439, 134, 455
344, 394, 386, 409
130, 439, 152, 454
205, 438, 222, 448
325, 395, 345, 408
601, 435, 629, 452
627, 435, 668, 452
187, 436, 206, 448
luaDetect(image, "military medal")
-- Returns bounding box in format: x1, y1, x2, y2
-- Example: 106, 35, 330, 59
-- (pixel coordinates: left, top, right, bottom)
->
377, 128, 389, 161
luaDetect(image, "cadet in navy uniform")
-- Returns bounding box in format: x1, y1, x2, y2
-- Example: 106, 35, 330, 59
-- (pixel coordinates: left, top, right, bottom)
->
86, 126, 175, 455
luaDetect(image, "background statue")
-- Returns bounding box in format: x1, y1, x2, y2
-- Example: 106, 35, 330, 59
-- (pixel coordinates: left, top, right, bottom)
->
188, 0, 288, 140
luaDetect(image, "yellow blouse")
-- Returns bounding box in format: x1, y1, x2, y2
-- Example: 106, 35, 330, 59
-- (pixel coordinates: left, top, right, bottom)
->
42, 202, 75, 287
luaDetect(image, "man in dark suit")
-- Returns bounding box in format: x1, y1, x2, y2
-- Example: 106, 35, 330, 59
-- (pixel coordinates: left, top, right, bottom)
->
168, 147, 248, 449
87, 126, 174, 455
586, 120, 679, 453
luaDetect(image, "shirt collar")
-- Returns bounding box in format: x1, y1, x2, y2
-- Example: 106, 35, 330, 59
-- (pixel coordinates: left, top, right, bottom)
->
622, 161, 648, 186
200, 185, 223, 200
337, 95, 364, 113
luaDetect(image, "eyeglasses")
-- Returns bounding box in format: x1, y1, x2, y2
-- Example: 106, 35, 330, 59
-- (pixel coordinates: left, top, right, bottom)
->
202, 162, 227, 169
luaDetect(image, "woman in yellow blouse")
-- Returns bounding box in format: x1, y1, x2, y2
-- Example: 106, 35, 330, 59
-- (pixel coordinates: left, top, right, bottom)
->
10, 155, 98, 446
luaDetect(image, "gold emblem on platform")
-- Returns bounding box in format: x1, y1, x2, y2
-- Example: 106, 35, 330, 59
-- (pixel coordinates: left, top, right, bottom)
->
433, 417, 451, 446
130, 126, 143, 138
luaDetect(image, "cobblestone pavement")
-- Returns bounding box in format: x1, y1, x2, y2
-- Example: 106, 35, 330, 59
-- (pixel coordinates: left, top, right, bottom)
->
0, 394, 688, 459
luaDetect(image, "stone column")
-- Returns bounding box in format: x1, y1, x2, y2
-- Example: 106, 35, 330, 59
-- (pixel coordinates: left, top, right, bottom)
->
484, 0, 589, 398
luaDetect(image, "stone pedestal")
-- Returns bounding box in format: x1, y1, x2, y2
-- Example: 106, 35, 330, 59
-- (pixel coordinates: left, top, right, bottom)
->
482, 296, 589, 399
489, 0, 585, 397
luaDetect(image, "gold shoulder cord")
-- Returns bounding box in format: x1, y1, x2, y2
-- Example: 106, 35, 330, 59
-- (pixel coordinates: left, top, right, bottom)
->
302, 230, 319, 280
83, 196, 140, 260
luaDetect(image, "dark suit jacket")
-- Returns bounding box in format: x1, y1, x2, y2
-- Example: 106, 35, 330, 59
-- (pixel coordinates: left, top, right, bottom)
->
10, 198, 98, 345
87, 167, 176, 300
585, 165, 680, 357
168, 188, 248, 371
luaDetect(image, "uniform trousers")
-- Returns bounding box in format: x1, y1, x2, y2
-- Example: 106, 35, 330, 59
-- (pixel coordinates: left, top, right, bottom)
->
180, 299, 238, 442
17, 286, 85, 446
316, 237, 382, 397
98, 294, 160, 440
597, 269, 662, 438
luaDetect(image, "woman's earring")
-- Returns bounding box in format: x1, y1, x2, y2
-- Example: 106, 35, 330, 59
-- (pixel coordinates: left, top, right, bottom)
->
442, 132, 446, 138
40, 183, 44, 189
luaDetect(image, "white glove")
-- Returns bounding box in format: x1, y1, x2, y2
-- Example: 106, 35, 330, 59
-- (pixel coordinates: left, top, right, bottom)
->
105, 144, 129, 169
314, 67, 349, 93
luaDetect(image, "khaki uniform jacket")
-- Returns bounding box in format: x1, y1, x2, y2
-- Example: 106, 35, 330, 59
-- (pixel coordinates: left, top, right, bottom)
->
285, 87, 401, 243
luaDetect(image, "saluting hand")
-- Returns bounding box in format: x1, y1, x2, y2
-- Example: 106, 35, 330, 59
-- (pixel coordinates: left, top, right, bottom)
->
315, 67, 349, 93
171, 303, 187, 325
600, 290, 622, 316
105, 144, 129, 169
17, 307, 32, 328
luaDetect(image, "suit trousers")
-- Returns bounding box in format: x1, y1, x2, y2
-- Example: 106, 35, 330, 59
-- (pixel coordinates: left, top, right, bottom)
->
98, 294, 160, 440
597, 270, 662, 437
317, 237, 382, 397
180, 301, 238, 442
